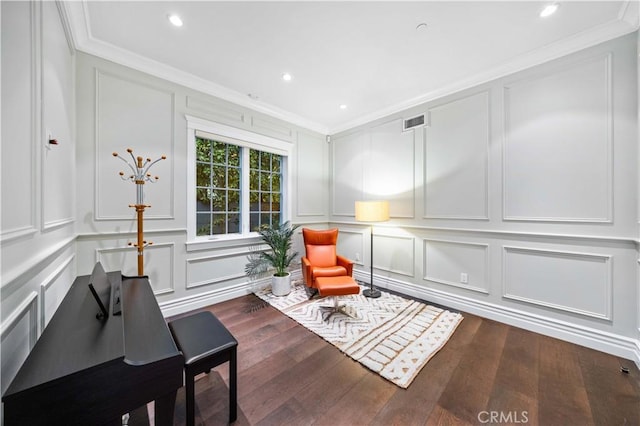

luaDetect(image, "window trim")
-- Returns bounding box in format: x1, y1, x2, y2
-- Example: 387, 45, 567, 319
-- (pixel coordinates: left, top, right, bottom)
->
186, 115, 293, 249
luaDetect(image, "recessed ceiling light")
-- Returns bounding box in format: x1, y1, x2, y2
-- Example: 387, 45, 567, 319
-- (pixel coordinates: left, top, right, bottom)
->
282, 73, 292, 81
416, 23, 428, 31
168, 14, 183, 27
540, 3, 559, 18
339, 104, 347, 110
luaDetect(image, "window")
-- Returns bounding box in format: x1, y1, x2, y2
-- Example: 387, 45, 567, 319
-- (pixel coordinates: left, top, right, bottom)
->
196, 138, 242, 236
187, 116, 292, 245
249, 149, 281, 230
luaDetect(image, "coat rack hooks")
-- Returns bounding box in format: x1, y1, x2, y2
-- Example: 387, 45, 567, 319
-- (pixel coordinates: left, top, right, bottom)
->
113, 148, 166, 276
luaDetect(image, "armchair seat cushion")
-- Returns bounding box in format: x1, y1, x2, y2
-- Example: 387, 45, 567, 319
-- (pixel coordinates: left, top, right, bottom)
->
312, 265, 348, 279
301, 228, 354, 290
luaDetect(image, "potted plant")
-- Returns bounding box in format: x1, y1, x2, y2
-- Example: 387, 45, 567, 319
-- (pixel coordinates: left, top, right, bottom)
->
245, 221, 300, 296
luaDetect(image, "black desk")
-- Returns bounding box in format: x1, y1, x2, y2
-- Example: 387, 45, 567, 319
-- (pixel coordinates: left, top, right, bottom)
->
2, 272, 183, 426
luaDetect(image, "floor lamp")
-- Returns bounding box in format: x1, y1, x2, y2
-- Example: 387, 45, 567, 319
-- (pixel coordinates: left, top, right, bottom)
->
355, 200, 389, 298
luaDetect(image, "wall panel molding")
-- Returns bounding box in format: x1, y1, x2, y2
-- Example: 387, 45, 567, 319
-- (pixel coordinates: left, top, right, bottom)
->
368, 118, 415, 218
423, 238, 490, 294
1, 291, 39, 343
250, 116, 294, 141
331, 132, 364, 217
41, 0, 75, 231
39, 253, 75, 330
503, 53, 613, 223
94, 69, 176, 221
1, 236, 75, 292
335, 228, 366, 266
186, 95, 245, 125
384, 278, 638, 365
296, 132, 328, 217
503, 246, 613, 320
374, 234, 414, 277
1, 1, 39, 242
186, 249, 250, 289
96, 242, 175, 295
328, 221, 637, 246
424, 90, 490, 220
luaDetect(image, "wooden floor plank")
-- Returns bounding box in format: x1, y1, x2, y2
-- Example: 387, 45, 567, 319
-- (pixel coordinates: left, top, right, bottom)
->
436, 319, 510, 424
241, 344, 345, 424
312, 372, 397, 425
136, 294, 640, 426
575, 344, 640, 425
538, 335, 594, 425
485, 326, 539, 425
371, 314, 483, 425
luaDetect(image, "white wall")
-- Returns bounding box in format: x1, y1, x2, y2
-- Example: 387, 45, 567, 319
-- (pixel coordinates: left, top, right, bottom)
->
331, 33, 640, 364
1, 1, 76, 395
636, 29, 640, 365
74, 52, 329, 317
1, 3, 638, 404
0, 1, 329, 402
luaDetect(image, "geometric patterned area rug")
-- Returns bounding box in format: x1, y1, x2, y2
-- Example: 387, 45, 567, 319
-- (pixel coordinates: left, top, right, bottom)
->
255, 282, 463, 388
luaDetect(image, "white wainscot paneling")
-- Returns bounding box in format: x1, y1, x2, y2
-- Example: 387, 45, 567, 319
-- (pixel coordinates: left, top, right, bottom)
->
250, 116, 294, 142
503, 246, 612, 320
186, 95, 245, 125
297, 132, 327, 217
503, 54, 612, 222
424, 239, 489, 294
41, 0, 75, 231
1, 291, 38, 394
332, 132, 365, 216
368, 119, 414, 218
186, 250, 248, 289
96, 243, 174, 294
95, 71, 174, 220
1, 0, 36, 241
40, 254, 75, 330
374, 234, 414, 277
335, 228, 365, 266
425, 91, 489, 220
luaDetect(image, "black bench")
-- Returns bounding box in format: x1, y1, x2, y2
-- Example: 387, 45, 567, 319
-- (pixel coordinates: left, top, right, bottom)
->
168, 311, 238, 425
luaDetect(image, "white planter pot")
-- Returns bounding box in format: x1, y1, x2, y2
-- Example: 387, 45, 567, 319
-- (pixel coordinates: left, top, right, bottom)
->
271, 273, 291, 296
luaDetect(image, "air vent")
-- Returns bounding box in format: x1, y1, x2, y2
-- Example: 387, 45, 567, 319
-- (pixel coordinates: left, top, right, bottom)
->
403, 114, 427, 132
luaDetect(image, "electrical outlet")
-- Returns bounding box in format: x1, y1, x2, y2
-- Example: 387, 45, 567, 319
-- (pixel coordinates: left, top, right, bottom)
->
460, 273, 468, 284
355, 252, 360, 262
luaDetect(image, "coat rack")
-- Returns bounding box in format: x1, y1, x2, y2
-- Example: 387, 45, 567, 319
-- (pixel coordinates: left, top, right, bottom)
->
113, 148, 166, 276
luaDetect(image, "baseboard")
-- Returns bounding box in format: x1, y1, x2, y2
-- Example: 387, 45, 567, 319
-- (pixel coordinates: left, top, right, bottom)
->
160, 269, 639, 366
633, 338, 640, 369
354, 270, 640, 365
159, 271, 304, 318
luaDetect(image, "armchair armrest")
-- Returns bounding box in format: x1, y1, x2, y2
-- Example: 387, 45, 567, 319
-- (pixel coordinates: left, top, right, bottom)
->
336, 255, 354, 277
301, 256, 313, 287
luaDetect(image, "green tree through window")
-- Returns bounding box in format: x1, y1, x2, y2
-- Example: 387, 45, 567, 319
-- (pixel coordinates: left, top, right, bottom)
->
195, 137, 282, 236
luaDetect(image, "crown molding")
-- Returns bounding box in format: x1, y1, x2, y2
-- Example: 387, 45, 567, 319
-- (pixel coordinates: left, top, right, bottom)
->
619, 0, 640, 28
61, 1, 329, 135
62, 1, 638, 136
330, 5, 639, 135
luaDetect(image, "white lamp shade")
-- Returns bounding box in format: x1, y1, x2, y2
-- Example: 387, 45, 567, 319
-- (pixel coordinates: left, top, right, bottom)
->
355, 200, 390, 222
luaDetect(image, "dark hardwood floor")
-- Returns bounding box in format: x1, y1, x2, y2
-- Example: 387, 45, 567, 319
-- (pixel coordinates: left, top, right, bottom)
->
132, 294, 640, 426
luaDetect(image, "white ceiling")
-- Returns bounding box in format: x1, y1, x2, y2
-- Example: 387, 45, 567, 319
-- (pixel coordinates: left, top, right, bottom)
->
65, 1, 639, 134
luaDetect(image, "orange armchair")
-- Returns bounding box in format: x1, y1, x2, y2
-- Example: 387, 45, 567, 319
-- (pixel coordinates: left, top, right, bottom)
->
301, 228, 354, 289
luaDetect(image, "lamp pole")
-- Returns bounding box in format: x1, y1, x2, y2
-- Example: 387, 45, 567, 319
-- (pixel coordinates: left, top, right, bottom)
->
355, 200, 389, 299
363, 223, 381, 298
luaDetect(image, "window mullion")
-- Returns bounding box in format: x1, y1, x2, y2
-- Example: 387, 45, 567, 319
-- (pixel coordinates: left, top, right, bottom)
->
241, 147, 251, 234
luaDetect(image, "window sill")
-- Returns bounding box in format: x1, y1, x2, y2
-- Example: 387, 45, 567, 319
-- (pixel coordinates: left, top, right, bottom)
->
186, 233, 263, 252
